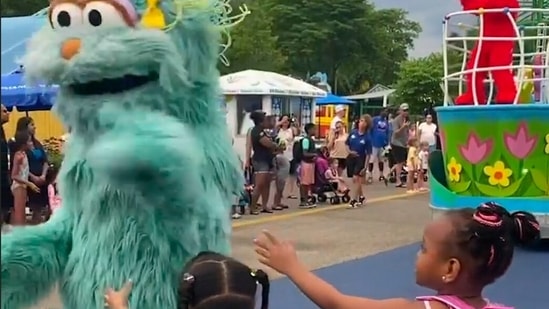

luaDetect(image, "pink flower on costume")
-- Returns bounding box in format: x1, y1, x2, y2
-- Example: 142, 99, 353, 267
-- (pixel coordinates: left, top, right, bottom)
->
459, 132, 493, 164
504, 122, 538, 159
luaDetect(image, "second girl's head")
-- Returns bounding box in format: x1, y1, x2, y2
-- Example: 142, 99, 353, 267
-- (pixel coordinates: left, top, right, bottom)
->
279, 114, 290, 129
415, 202, 539, 296
329, 158, 339, 169
178, 252, 270, 309
13, 130, 32, 152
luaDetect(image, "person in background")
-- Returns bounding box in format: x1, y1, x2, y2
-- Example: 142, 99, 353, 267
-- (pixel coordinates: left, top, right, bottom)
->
345, 114, 372, 208
0, 104, 12, 227
408, 122, 417, 142
13, 117, 49, 224
406, 137, 420, 194
325, 158, 349, 194
10, 131, 40, 225
275, 115, 295, 206
418, 114, 438, 153
105, 252, 271, 309
295, 123, 317, 209
390, 103, 410, 188
326, 121, 348, 177
367, 108, 389, 184
253, 202, 540, 309
249, 111, 278, 215
329, 105, 346, 130
417, 141, 430, 192
47, 167, 62, 215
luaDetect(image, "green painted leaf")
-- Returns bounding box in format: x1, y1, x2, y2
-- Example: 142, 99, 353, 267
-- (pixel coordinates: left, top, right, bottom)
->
452, 180, 471, 193
475, 175, 525, 197
530, 169, 549, 193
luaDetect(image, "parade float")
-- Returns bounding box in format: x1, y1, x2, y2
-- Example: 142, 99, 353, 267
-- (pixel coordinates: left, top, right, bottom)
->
430, 1, 549, 238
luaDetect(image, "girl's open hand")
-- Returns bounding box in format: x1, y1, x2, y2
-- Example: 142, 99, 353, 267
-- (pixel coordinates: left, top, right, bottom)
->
254, 230, 299, 275
105, 280, 133, 309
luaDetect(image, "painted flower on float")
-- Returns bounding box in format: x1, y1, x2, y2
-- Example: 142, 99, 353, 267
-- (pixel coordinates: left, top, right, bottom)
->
447, 157, 462, 182
483, 161, 513, 187
459, 132, 493, 164
545, 133, 549, 154
503, 122, 538, 159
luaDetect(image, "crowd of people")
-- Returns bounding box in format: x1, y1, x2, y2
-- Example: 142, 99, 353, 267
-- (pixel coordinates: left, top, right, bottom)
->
236, 102, 440, 218
1, 104, 59, 229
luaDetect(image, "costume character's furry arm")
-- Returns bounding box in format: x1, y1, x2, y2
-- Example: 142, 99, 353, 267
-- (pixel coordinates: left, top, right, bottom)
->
1, 208, 73, 309
86, 110, 202, 196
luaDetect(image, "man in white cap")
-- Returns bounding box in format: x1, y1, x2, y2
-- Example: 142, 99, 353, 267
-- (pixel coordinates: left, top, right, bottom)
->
390, 103, 411, 188
330, 104, 346, 130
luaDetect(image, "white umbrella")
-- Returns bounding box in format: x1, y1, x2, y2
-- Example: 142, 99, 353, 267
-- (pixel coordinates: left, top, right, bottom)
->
220, 70, 327, 98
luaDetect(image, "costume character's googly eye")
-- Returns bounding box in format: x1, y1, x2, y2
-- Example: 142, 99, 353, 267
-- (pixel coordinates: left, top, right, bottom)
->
83, 2, 128, 28
50, 3, 83, 29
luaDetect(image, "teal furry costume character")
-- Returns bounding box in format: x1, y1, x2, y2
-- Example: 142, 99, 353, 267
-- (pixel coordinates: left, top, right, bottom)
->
1, 0, 248, 308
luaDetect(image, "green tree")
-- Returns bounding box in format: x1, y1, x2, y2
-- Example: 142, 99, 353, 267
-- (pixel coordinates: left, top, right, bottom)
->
219, 1, 287, 74
394, 53, 446, 114
265, 0, 420, 94
1, 0, 47, 17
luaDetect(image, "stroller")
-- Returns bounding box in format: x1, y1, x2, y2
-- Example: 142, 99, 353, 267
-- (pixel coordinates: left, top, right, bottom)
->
312, 155, 351, 205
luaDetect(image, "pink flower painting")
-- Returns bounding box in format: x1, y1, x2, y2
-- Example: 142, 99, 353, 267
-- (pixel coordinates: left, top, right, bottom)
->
504, 122, 538, 159
459, 132, 494, 164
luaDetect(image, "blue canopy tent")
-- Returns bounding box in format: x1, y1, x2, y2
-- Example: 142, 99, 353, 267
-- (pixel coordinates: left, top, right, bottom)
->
316, 93, 355, 105
1, 16, 46, 75
1, 71, 58, 111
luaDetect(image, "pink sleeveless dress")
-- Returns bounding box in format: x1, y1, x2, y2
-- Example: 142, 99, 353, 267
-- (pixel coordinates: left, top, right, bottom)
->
417, 295, 513, 309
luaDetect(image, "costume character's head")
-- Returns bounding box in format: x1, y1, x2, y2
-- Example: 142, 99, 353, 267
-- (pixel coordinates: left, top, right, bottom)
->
23, 0, 248, 136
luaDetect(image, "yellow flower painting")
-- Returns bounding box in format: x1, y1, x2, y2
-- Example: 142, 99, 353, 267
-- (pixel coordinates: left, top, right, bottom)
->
447, 157, 462, 182
483, 160, 513, 187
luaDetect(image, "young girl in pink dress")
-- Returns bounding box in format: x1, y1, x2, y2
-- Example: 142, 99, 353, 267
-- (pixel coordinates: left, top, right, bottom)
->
10, 131, 39, 225
324, 158, 349, 194
48, 176, 61, 214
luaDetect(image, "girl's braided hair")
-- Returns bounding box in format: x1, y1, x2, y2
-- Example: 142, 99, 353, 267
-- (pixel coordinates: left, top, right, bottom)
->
178, 251, 269, 309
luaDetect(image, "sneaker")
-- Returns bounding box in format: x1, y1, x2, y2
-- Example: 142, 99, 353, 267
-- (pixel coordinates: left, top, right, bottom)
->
232, 213, 242, 219
358, 196, 366, 204
348, 199, 359, 209
299, 201, 314, 209
307, 201, 317, 208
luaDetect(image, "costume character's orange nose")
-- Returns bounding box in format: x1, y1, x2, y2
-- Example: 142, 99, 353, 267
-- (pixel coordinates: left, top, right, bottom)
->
61, 38, 81, 60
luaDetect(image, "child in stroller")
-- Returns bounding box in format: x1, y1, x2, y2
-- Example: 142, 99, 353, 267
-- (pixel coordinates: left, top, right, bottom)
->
312, 148, 351, 204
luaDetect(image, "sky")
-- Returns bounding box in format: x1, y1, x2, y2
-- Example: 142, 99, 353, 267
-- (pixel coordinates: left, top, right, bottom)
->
373, 0, 467, 58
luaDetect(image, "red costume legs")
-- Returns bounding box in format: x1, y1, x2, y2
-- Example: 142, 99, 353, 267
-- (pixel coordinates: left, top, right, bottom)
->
489, 41, 516, 104
456, 44, 488, 105
455, 41, 516, 105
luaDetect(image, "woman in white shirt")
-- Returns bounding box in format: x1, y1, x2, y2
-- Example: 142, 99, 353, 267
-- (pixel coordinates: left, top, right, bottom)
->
418, 114, 437, 153
275, 115, 297, 207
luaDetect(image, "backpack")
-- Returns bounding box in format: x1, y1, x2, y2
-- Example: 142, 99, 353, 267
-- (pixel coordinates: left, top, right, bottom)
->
292, 138, 304, 162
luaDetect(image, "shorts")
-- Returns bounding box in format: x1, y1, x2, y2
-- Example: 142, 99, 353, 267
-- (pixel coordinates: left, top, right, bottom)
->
28, 184, 49, 210
369, 147, 386, 163
289, 159, 298, 175
346, 156, 366, 177
298, 162, 315, 185
390, 145, 408, 164
253, 159, 274, 174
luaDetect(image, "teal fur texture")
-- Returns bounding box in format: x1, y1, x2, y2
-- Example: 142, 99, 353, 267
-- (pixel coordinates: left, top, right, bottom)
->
1, 1, 243, 308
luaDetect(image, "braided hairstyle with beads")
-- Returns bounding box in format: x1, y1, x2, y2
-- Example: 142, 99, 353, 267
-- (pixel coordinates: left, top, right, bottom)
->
178, 251, 270, 309
449, 202, 540, 285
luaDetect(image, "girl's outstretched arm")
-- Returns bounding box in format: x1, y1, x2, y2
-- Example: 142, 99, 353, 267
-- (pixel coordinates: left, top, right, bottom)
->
1, 207, 73, 309
254, 231, 427, 309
